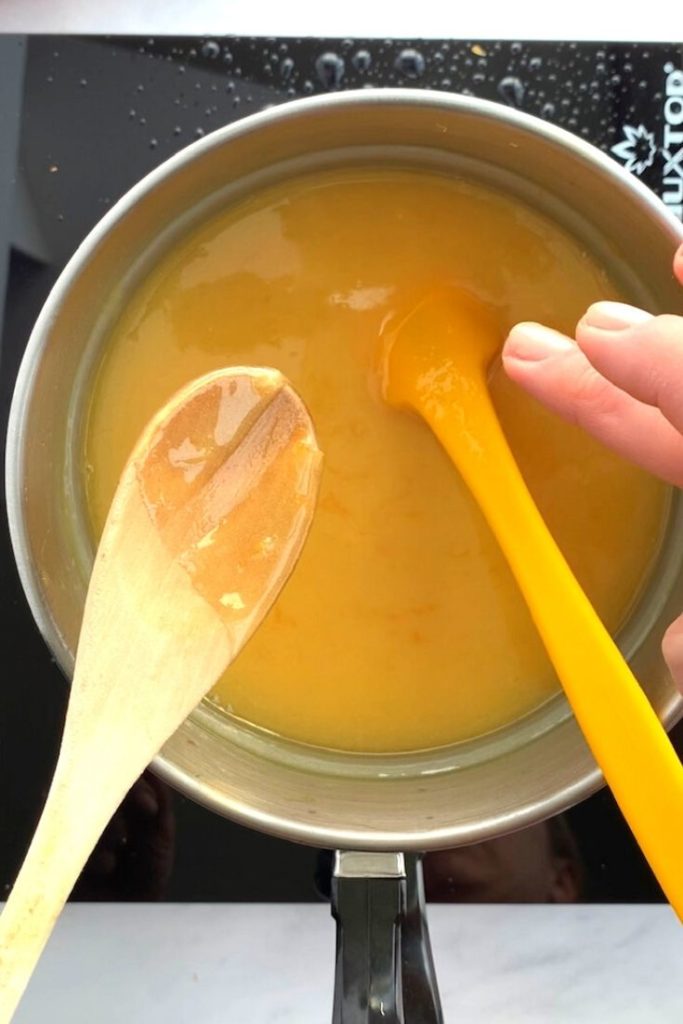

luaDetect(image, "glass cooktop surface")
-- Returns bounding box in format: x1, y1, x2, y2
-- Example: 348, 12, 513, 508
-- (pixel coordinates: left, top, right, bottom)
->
1, 34, 682, 904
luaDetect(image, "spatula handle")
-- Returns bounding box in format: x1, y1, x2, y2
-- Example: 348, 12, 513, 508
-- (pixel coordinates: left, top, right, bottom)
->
432, 393, 683, 919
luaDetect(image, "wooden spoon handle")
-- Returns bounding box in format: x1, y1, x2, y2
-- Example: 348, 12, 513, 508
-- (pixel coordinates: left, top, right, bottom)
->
0, 760, 131, 1023
431, 391, 683, 918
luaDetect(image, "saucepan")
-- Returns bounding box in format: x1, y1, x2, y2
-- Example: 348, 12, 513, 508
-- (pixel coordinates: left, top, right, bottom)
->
6, 91, 683, 1020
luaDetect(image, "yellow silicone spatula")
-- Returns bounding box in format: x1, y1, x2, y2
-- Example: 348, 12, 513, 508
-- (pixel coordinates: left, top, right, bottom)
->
382, 289, 683, 917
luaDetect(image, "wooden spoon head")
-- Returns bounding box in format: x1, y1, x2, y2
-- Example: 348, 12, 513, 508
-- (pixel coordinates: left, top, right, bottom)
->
74, 367, 321, 749
133, 367, 321, 637
380, 288, 503, 413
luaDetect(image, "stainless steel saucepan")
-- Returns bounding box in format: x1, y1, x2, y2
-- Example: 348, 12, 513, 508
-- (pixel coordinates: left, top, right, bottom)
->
7, 91, 683, 1021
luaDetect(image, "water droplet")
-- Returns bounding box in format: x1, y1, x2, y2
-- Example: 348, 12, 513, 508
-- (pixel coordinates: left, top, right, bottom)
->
472, 72, 486, 86
46, 74, 54, 83
48, 164, 58, 174
280, 57, 295, 80
440, 77, 452, 88
138, 116, 147, 125
149, 138, 158, 149
497, 76, 525, 108
178, 64, 186, 74
195, 127, 205, 138
223, 51, 233, 65
541, 101, 556, 119
79, 77, 87, 87
315, 52, 345, 90
394, 48, 425, 79
173, 125, 182, 135
529, 56, 542, 71
303, 79, 314, 95
352, 49, 372, 72
137, 83, 144, 92
510, 42, 523, 55
57, 213, 64, 222
128, 108, 136, 118
201, 40, 220, 59
610, 73, 621, 87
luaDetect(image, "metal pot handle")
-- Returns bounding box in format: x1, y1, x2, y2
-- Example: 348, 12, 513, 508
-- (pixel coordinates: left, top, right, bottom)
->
331, 851, 443, 1024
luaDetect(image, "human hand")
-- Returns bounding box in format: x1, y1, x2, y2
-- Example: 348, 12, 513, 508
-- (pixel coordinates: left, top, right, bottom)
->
502, 241, 683, 690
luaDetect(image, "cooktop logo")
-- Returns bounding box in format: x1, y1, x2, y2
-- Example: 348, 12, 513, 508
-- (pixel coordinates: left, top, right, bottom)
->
610, 63, 683, 221
611, 124, 657, 175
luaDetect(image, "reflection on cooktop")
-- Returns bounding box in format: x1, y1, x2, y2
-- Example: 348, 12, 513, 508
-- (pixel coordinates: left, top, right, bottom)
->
1, 34, 681, 903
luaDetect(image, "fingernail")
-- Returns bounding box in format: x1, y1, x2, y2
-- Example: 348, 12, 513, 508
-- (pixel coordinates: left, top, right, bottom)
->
504, 322, 574, 362
580, 301, 653, 331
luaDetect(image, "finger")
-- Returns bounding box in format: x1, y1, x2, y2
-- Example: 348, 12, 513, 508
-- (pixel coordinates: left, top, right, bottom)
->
662, 616, 683, 694
502, 323, 683, 487
576, 304, 683, 435
675, 242, 683, 287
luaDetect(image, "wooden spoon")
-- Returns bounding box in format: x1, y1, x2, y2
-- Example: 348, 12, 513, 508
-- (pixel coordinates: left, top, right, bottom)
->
0, 367, 321, 1022
382, 289, 683, 917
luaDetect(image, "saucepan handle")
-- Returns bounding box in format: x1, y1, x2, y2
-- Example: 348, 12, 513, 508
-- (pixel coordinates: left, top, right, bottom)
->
331, 851, 443, 1024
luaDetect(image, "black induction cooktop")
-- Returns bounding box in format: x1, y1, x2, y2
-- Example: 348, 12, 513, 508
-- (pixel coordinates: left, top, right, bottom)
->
1, 34, 682, 905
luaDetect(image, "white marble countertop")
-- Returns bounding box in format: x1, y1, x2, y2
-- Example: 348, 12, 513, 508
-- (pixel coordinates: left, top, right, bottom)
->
9, 903, 683, 1022
0, 0, 678, 42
